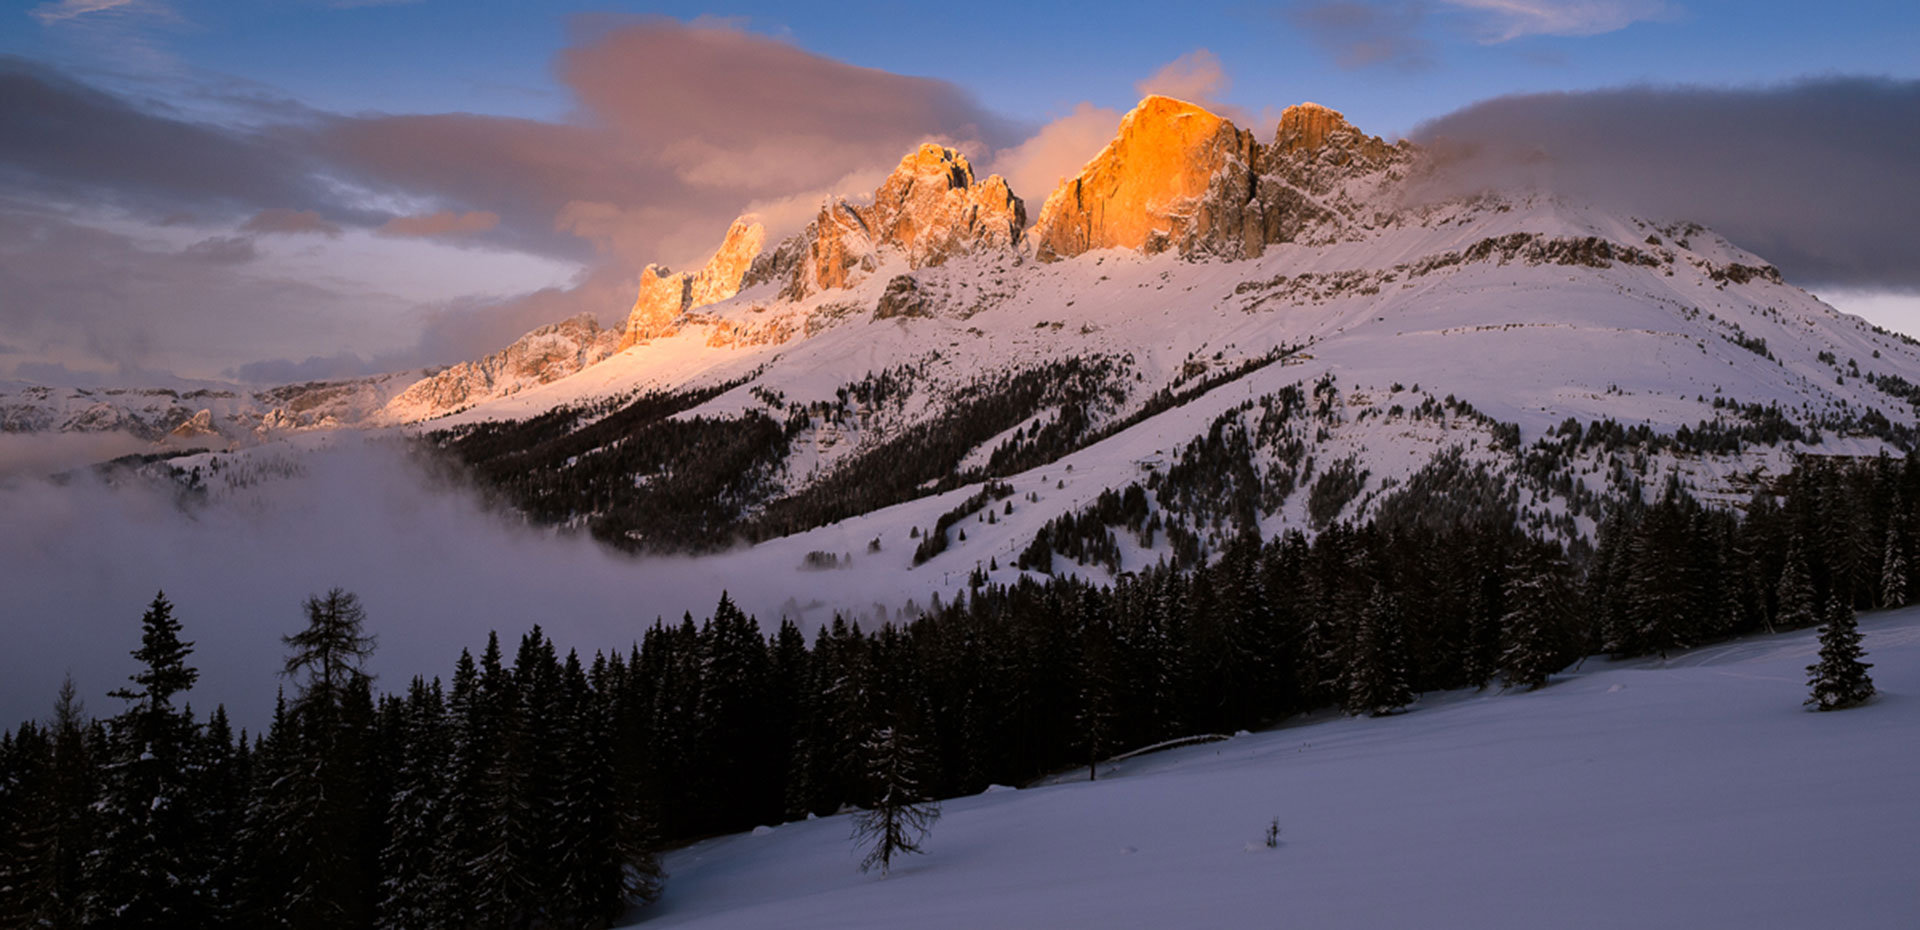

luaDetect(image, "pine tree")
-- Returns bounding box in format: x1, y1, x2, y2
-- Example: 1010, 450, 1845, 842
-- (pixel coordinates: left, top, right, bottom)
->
1776, 535, 1817, 632
375, 677, 450, 930
1498, 552, 1574, 690
851, 723, 940, 876
1879, 524, 1907, 609
273, 589, 381, 930
88, 591, 207, 929
1345, 585, 1413, 717
45, 676, 99, 929
1806, 600, 1875, 710
0, 719, 56, 928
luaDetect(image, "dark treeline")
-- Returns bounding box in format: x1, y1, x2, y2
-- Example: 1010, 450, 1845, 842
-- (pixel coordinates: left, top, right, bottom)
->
4, 456, 1912, 927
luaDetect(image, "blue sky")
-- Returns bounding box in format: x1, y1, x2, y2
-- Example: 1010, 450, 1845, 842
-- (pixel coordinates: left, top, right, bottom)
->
16, 1, 1918, 132
3, 0, 1918, 380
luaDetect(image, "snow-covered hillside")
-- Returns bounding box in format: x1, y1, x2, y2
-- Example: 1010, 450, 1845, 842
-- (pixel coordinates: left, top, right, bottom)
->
636, 609, 1920, 929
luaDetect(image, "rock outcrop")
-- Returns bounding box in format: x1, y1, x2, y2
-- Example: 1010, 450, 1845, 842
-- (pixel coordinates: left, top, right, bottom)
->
1031, 96, 1416, 263
388, 313, 619, 420
1031, 95, 1262, 262
873, 274, 929, 320
750, 144, 1026, 300
619, 215, 767, 350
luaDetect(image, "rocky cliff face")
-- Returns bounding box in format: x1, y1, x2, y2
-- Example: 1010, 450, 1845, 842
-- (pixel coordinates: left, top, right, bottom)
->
1031, 96, 1414, 262
388, 313, 619, 420
619, 216, 768, 350
1030, 95, 1262, 261
750, 144, 1026, 300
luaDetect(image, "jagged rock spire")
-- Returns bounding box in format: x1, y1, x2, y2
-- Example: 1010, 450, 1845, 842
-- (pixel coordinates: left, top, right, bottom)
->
619, 215, 767, 349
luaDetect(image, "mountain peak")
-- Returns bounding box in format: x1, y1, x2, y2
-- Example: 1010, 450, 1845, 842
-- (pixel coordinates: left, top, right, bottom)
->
748, 141, 1024, 300
619, 214, 766, 349
1030, 94, 1258, 262
1273, 102, 1350, 152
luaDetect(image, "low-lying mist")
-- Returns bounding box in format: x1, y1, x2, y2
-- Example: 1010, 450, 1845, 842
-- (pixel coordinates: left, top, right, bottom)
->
0, 435, 781, 731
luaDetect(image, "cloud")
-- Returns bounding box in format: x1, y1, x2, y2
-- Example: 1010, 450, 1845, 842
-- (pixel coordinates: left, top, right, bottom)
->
986, 103, 1123, 208
1288, 0, 1669, 68
1288, 2, 1437, 70
378, 210, 500, 238
1135, 49, 1231, 105
0, 206, 415, 377
2, 20, 1024, 378
181, 235, 257, 264
0, 438, 777, 729
241, 207, 343, 238
1446, 0, 1675, 42
1412, 77, 1920, 291
227, 351, 385, 384
0, 58, 348, 224
27, 0, 135, 25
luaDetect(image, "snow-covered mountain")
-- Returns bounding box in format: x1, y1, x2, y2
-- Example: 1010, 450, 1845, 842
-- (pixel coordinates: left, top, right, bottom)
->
17, 95, 1920, 621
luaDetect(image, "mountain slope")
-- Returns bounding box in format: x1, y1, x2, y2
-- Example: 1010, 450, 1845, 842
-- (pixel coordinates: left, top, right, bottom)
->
635, 608, 1920, 929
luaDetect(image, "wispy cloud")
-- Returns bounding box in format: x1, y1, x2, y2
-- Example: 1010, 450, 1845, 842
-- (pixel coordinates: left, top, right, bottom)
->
1288, 2, 1437, 71
1288, 0, 1673, 69
241, 207, 343, 238
1446, 0, 1676, 42
28, 0, 136, 25
1135, 49, 1231, 106
377, 210, 500, 238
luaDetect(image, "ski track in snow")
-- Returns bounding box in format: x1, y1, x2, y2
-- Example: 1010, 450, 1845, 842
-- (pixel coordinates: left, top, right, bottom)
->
632, 610, 1920, 929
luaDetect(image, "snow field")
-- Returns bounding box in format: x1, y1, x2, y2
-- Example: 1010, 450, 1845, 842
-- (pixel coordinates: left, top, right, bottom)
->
637, 610, 1920, 929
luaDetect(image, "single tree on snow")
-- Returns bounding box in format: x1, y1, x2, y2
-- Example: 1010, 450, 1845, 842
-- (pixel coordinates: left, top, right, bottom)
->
1806, 600, 1875, 711
851, 723, 940, 876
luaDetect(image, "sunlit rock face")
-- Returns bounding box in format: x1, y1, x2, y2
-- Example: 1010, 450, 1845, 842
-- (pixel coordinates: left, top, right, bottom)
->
1032, 96, 1417, 262
755, 144, 1026, 300
864, 144, 1026, 269
391, 313, 619, 417
620, 215, 767, 350
688, 215, 767, 309
619, 264, 694, 350
1030, 95, 1262, 261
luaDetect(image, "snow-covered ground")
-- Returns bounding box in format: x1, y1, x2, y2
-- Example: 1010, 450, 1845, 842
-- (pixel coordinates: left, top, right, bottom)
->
636, 610, 1920, 929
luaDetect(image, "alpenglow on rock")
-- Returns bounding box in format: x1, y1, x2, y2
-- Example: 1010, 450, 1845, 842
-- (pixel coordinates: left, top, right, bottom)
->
1031, 96, 1413, 263
748, 144, 1026, 300
1031, 95, 1263, 262
619, 215, 767, 350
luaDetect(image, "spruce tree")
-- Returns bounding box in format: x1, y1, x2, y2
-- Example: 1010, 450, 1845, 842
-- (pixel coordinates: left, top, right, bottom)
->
1879, 524, 1907, 609
45, 676, 99, 929
1345, 585, 1413, 717
88, 591, 207, 929
273, 589, 381, 930
1806, 601, 1876, 711
375, 677, 450, 930
851, 722, 940, 876
1775, 536, 1817, 632
0, 720, 56, 928
1498, 552, 1574, 690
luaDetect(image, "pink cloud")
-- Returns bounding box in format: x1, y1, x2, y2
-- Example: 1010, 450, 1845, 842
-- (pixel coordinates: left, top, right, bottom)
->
377, 209, 500, 238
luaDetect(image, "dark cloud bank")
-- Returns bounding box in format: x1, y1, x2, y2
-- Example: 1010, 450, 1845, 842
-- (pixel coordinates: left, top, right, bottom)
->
1414, 77, 1920, 292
